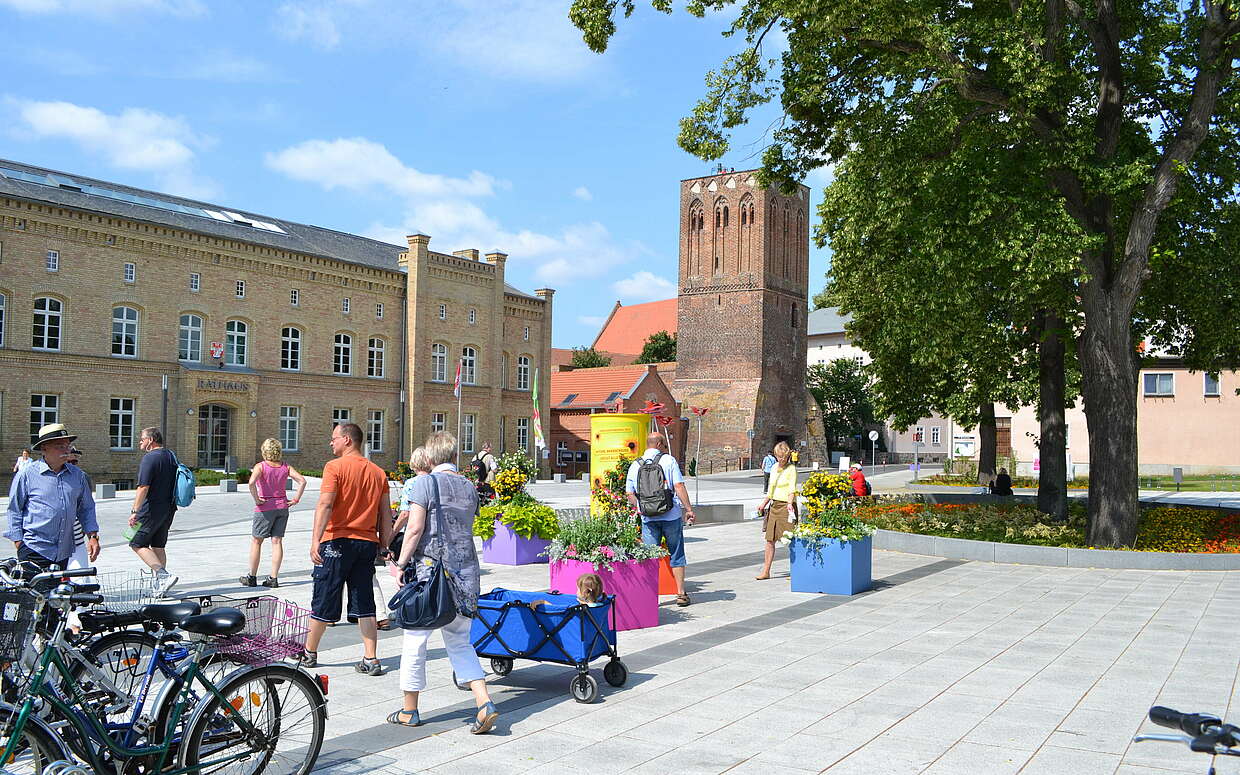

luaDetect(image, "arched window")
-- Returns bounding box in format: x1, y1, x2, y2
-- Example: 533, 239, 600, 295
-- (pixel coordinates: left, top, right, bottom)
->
431, 343, 447, 382
111, 306, 139, 357
0, 292, 6, 348
715, 208, 721, 228
281, 326, 301, 371
461, 346, 477, 385
516, 355, 531, 391
33, 297, 62, 351
333, 333, 352, 375
179, 314, 202, 362
367, 337, 385, 378
783, 205, 791, 276
722, 206, 729, 227
225, 319, 247, 366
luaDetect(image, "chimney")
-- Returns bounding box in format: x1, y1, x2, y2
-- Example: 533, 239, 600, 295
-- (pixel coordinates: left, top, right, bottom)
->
453, 249, 480, 261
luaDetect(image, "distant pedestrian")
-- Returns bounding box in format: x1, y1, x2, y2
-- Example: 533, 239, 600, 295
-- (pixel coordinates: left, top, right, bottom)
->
300, 422, 394, 676
240, 439, 307, 588
389, 431, 497, 734
992, 468, 1014, 496
755, 441, 797, 581
761, 448, 777, 493
128, 427, 179, 595
471, 443, 498, 500
6, 424, 100, 570
11, 449, 32, 475
626, 432, 696, 606
848, 463, 869, 497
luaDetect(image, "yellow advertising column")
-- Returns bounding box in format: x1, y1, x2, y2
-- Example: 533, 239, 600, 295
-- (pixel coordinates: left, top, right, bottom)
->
589, 413, 650, 513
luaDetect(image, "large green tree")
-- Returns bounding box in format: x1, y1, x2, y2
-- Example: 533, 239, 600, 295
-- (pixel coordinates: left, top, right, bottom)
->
806, 358, 878, 456
634, 330, 677, 363
571, 0, 1240, 546
570, 347, 612, 368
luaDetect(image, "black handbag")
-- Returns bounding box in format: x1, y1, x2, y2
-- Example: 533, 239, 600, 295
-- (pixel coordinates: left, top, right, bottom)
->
388, 475, 457, 629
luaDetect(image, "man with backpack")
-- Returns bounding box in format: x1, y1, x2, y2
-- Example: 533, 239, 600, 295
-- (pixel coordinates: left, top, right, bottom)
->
471, 442, 498, 500
625, 432, 696, 607
127, 427, 180, 595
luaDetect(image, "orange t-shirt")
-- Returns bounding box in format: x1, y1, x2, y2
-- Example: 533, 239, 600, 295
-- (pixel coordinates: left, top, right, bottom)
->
320, 454, 389, 543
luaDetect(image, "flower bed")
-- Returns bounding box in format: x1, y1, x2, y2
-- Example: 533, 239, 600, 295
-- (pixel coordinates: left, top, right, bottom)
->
856, 500, 1240, 553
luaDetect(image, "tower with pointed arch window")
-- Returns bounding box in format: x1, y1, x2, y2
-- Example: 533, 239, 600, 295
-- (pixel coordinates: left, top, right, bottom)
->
675, 169, 810, 463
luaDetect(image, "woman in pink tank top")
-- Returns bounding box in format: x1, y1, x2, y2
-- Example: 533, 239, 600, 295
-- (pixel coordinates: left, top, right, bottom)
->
241, 438, 307, 588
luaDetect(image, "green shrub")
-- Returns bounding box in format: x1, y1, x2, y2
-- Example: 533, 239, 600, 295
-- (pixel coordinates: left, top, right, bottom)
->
473, 492, 559, 540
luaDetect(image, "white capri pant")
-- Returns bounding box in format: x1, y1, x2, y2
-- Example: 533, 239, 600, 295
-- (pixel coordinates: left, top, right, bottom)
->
399, 615, 485, 692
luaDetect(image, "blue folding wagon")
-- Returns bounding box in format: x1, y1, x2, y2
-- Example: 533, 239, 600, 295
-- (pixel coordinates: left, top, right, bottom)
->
460, 588, 628, 703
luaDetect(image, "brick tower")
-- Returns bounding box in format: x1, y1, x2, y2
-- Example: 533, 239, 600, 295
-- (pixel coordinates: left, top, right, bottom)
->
673, 169, 810, 464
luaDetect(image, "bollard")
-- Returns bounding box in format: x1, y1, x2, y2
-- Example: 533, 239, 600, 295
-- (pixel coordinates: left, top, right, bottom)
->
219, 479, 237, 493
94, 483, 116, 500
553, 473, 566, 483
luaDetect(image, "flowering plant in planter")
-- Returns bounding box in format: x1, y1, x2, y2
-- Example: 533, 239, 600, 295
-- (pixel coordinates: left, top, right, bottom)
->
473, 492, 559, 541
782, 471, 874, 548
544, 511, 667, 571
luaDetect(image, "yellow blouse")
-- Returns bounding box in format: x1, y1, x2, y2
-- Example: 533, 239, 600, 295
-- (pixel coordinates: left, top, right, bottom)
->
766, 463, 797, 502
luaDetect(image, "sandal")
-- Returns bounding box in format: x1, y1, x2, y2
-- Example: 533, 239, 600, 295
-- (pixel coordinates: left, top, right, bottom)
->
387, 709, 422, 727
676, 593, 691, 607
470, 701, 499, 735
376, 619, 391, 631
755, 574, 770, 581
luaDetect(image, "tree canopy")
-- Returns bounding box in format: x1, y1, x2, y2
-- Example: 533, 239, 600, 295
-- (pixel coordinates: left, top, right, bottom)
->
570, 347, 612, 368
806, 358, 877, 451
634, 330, 677, 364
570, 0, 1240, 546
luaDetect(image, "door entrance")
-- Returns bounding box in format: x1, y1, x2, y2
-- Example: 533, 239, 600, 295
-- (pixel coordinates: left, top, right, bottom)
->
197, 404, 231, 468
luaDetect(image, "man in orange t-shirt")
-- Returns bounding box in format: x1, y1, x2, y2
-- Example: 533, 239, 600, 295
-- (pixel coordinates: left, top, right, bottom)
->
300, 422, 394, 676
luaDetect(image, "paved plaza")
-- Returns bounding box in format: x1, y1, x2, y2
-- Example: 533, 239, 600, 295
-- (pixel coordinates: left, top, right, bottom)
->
6, 472, 1240, 775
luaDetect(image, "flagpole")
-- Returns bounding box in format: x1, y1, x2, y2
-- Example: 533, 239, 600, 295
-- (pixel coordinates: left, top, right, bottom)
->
455, 359, 463, 467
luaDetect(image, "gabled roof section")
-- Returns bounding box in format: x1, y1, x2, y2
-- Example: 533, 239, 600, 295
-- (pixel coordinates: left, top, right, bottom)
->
591, 298, 678, 357
0, 158, 407, 272
807, 307, 852, 336
550, 364, 652, 408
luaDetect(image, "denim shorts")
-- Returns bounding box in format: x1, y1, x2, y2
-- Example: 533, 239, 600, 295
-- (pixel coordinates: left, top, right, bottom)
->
310, 538, 378, 622
641, 517, 687, 568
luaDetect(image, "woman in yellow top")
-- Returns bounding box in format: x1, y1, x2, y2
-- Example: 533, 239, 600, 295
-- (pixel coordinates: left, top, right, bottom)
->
755, 441, 797, 580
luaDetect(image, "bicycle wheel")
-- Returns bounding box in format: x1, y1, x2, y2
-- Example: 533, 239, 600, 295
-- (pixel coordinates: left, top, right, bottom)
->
180, 664, 325, 775
0, 706, 73, 774
72, 629, 157, 709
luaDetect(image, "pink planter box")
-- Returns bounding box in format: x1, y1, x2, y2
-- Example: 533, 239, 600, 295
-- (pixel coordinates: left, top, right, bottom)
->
549, 557, 659, 631
481, 520, 550, 565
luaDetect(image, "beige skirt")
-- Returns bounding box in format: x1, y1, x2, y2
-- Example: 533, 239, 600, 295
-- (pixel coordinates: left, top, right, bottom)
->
764, 500, 794, 542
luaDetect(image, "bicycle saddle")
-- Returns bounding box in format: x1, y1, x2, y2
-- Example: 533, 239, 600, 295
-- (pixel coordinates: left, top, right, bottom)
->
180, 608, 245, 637
140, 601, 201, 627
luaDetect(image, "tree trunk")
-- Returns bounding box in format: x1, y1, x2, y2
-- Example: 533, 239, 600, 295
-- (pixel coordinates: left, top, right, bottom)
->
977, 402, 997, 486
1036, 311, 1068, 521
1080, 304, 1140, 547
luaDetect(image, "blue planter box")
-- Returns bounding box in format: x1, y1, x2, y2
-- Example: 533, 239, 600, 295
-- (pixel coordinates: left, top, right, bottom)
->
789, 535, 873, 595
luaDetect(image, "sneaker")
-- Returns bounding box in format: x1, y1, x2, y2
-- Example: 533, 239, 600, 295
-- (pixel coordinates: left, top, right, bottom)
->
239, 574, 257, 587
153, 570, 178, 596
261, 576, 279, 588
355, 657, 383, 676
299, 650, 317, 668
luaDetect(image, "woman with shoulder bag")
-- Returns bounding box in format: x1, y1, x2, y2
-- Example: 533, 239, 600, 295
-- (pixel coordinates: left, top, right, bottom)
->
386, 432, 498, 734
755, 441, 797, 581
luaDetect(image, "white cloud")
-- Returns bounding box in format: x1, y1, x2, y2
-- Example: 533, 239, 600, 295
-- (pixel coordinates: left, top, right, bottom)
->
9, 98, 216, 197
0, 0, 204, 15
577, 315, 606, 328
271, 0, 598, 82
172, 51, 284, 83
572, 186, 592, 202
265, 138, 495, 198
612, 271, 676, 303
268, 136, 639, 286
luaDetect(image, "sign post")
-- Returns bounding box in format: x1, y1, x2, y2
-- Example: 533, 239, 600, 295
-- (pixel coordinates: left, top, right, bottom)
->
868, 429, 879, 467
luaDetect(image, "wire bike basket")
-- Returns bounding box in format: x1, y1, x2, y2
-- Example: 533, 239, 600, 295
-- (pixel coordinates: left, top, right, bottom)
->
95, 570, 160, 614
196, 594, 311, 666
0, 590, 37, 664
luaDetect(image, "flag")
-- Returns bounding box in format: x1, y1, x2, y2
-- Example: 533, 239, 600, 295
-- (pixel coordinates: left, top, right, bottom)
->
532, 368, 546, 450
453, 359, 462, 399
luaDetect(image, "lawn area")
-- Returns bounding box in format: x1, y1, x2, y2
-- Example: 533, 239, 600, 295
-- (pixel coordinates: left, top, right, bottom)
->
856, 500, 1240, 553
920, 473, 1240, 492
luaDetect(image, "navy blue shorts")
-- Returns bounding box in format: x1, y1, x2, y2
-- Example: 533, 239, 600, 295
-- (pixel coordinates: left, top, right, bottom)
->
310, 538, 378, 623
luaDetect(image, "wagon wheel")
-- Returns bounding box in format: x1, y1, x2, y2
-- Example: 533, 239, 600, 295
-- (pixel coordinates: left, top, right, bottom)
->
490, 657, 514, 677
569, 673, 598, 703
603, 659, 628, 687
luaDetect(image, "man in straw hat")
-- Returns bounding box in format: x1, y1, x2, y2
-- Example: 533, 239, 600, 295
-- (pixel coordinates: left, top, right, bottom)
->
5, 423, 100, 569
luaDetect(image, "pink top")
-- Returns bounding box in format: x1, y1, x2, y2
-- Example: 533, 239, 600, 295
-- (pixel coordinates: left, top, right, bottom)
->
254, 461, 290, 512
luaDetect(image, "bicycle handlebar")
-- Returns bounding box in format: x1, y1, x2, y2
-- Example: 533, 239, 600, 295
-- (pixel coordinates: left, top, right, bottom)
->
1139, 707, 1240, 755
1149, 706, 1219, 736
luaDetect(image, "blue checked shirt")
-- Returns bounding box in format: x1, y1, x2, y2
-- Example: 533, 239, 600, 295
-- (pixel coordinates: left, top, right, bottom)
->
6, 461, 98, 563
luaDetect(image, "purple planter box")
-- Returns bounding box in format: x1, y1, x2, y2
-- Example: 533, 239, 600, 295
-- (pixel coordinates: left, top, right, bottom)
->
549, 556, 659, 631
789, 535, 873, 595
481, 520, 551, 565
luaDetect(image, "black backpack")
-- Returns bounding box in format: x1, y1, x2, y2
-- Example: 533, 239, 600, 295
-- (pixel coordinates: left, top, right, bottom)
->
472, 455, 488, 482
635, 452, 674, 516
864, 480, 873, 496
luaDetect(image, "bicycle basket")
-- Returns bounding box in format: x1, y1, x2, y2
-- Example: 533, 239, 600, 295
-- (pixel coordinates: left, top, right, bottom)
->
211, 596, 311, 666
0, 590, 37, 663
95, 570, 159, 613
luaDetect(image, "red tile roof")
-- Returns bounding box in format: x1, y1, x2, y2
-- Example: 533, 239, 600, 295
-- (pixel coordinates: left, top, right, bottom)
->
551, 364, 651, 407
591, 298, 678, 357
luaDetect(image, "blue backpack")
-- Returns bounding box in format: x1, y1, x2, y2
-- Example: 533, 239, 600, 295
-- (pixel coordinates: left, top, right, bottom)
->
169, 451, 196, 508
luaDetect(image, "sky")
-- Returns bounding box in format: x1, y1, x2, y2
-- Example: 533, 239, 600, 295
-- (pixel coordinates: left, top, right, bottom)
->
1, 0, 833, 348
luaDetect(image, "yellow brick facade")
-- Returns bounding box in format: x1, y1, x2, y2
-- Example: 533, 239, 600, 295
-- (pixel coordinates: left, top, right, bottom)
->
0, 176, 552, 488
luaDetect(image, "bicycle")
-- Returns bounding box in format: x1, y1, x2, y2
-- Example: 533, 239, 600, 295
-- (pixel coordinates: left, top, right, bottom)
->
1134, 705, 1240, 774
0, 568, 328, 775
